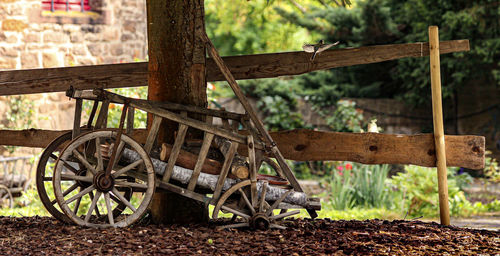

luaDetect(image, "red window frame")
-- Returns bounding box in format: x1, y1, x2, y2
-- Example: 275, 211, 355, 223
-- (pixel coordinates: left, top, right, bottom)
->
42, 0, 91, 12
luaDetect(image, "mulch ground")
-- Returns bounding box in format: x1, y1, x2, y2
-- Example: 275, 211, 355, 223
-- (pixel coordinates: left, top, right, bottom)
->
0, 217, 498, 255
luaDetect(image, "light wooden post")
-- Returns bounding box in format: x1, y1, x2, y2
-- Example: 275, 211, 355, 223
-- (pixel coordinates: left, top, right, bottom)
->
429, 26, 450, 225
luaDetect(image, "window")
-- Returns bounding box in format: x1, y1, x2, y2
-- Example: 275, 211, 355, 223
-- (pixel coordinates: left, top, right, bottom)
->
42, 0, 91, 12
33, 0, 108, 24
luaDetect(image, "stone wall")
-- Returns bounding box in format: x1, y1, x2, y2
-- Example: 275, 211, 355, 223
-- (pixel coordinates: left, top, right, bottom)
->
0, 0, 147, 69
0, 0, 147, 155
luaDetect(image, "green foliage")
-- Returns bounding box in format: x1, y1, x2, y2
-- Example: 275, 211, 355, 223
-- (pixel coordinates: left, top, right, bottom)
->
484, 151, 500, 183
323, 99, 365, 132
327, 162, 392, 210
239, 78, 307, 131
1, 96, 36, 130
274, 0, 500, 107
82, 87, 148, 129
0, 187, 51, 217
297, 206, 400, 220
205, 0, 312, 56
257, 96, 306, 131
0, 96, 38, 153
328, 167, 355, 210
388, 166, 490, 218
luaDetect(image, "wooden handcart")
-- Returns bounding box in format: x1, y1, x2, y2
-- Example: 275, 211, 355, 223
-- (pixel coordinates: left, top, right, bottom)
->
36, 35, 319, 229
0, 156, 34, 208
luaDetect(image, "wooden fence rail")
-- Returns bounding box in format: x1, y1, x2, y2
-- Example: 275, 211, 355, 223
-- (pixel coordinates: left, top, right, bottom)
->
0, 129, 484, 170
0, 40, 468, 96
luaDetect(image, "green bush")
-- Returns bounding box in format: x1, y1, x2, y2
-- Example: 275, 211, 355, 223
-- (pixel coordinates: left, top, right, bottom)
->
323, 100, 366, 132
389, 165, 486, 218
484, 151, 500, 183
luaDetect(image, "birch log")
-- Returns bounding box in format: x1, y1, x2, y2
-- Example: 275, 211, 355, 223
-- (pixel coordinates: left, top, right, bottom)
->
213, 136, 249, 179
119, 147, 308, 206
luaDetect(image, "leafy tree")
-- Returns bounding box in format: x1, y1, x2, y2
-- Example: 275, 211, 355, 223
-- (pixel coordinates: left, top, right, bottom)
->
275, 0, 500, 106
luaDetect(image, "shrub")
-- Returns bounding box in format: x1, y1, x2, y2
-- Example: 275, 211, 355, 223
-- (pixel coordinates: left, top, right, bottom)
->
389, 165, 480, 218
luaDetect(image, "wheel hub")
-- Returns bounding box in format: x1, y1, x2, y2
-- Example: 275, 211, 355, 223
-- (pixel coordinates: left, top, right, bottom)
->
94, 172, 115, 192
249, 213, 270, 230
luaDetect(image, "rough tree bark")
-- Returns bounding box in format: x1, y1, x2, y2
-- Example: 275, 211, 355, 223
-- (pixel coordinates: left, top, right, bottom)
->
146, 0, 208, 224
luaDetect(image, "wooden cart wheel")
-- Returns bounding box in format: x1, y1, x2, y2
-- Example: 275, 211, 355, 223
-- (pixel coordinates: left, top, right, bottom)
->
36, 131, 74, 223
36, 131, 133, 223
0, 184, 14, 208
212, 180, 299, 230
53, 130, 155, 228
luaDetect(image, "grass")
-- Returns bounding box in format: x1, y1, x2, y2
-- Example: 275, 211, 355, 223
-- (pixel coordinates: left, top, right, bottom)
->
2, 187, 402, 221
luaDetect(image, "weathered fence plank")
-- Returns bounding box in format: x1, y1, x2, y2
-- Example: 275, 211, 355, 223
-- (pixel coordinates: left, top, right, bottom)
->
0, 40, 469, 96
266, 129, 484, 170
0, 128, 483, 169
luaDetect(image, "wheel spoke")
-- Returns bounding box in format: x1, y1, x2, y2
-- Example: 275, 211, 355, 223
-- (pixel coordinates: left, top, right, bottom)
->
112, 159, 143, 178
269, 210, 300, 220
72, 149, 97, 175
49, 153, 59, 160
58, 158, 79, 174
63, 185, 95, 205
89, 191, 101, 217
95, 137, 104, 172
111, 141, 125, 169
104, 193, 114, 225
269, 224, 287, 230
267, 189, 294, 216
115, 181, 148, 190
221, 205, 251, 220
61, 174, 93, 183
259, 182, 268, 213
85, 191, 101, 223
50, 183, 79, 205
111, 188, 137, 213
238, 188, 256, 215
218, 222, 249, 230
73, 192, 82, 214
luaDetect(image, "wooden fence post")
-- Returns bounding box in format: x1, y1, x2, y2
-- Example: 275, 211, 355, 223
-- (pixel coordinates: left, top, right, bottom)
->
429, 25, 451, 225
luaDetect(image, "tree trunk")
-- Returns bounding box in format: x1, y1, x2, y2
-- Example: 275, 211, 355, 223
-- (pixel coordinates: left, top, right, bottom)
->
146, 0, 208, 224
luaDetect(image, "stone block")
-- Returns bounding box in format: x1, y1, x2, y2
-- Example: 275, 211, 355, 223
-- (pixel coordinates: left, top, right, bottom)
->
6, 34, 18, 43
48, 92, 67, 102
27, 44, 43, 50
9, 4, 24, 15
87, 43, 103, 56
120, 33, 134, 41
23, 33, 40, 43
0, 57, 16, 69
1, 19, 28, 32
38, 102, 52, 114
84, 32, 101, 42
109, 43, 123, 56
43, 32, 68, 44
102, 56, 118, 64
123, 20, 136, 33
58, 101, 74, 111
0, 46, 18, 57
42, 52, 61, 68
21, 52, 39, 69
72, 45, 87, 56
76, 57, 95, 65
103, 27, 119, 41
70, 32, 84, 43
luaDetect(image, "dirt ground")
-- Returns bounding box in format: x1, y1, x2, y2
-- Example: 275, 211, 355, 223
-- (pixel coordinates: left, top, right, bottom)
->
0, 216, 498, 255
